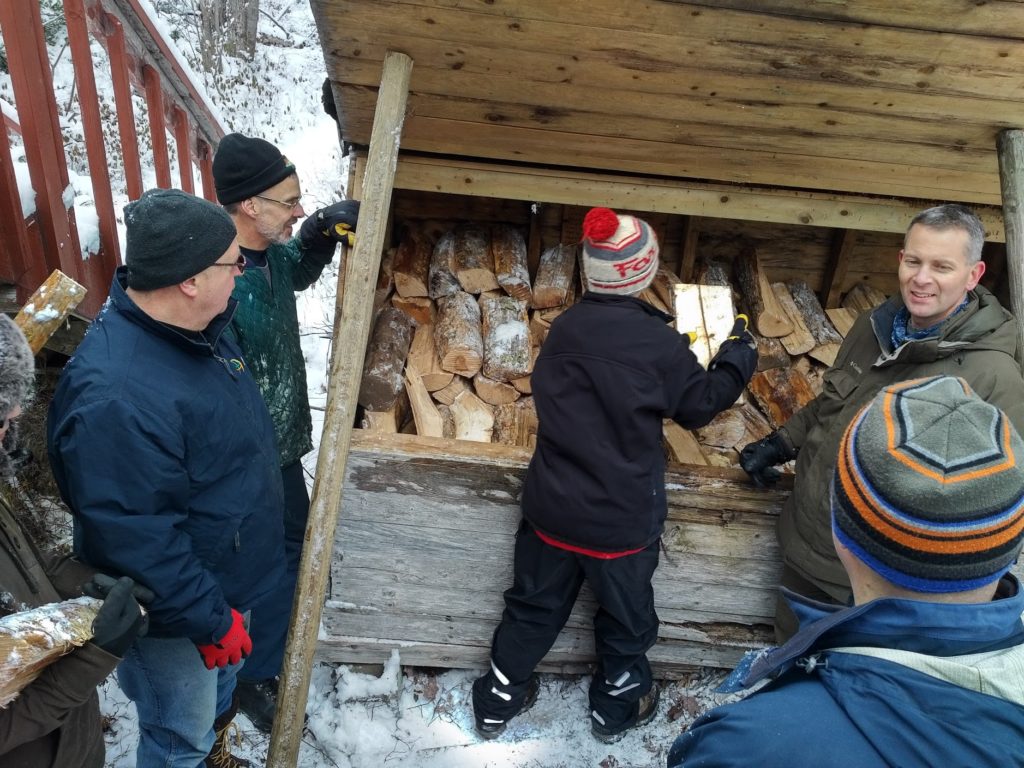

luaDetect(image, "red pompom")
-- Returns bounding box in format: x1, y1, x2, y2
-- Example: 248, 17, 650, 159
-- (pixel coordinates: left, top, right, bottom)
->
582, 207, 620, 242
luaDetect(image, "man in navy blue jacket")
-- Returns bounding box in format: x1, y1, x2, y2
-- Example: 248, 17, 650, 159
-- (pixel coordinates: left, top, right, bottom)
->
48, 189, 286, 768
669, 375, 1024, 767
472, 207, 758, 743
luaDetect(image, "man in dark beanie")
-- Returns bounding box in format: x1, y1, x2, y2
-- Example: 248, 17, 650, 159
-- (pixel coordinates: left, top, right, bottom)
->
669, 375, 1024, 767
48, 188, 287, 768
212, 132, 359, 730
1, 315, 149, 768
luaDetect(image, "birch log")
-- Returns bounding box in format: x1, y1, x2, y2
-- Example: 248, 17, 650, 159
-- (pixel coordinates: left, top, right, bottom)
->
359, 306, 415, 411
0, 597, 100, 706
492, 224, 533, 304
453, 227, 498, 294
533, 244, 576, 308
428, 231, 461, 300
435, 292, 483, 377
480, 296, 531, 382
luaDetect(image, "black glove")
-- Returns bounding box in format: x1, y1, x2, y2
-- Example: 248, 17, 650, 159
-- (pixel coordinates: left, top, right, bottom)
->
298, 200, 360, 254
739, 431, 797, 488
90, 576, 149, 657
726, 314, 756, 350
709, 314, 758, 372
83, 572, 156, 604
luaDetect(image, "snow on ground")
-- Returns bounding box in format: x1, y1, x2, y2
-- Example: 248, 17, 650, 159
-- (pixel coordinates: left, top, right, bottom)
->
6, 1, 752, 764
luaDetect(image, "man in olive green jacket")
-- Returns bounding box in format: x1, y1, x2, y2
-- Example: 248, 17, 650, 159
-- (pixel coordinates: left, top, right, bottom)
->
212, 133, 359, 730
740, 204, 1024, 640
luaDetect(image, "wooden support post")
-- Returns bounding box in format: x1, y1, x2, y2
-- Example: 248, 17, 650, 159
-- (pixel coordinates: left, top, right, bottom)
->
173, 107, 194, 193
998, 129, 1024, 374
820, 229, 857, 308
678, 215, 700, 281
143, 65, 172, 188
266, 50, 413, 768
102, 12, 143, 200
64, 0, 119, 278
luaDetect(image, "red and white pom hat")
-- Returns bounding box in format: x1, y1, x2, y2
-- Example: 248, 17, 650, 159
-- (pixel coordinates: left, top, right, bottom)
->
580, 207, 659, 295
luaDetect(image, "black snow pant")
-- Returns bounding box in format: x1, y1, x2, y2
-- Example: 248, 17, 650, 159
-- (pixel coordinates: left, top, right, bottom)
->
472, 520, 660, 731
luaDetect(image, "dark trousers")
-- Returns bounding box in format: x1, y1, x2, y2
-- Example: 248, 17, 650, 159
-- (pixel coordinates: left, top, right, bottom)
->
239, 460, 310, 681
473, 521, 660, 730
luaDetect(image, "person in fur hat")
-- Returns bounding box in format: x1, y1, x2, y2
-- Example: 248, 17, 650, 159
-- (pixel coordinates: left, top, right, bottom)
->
472, 208, 758, 743
0, 315, 148, 767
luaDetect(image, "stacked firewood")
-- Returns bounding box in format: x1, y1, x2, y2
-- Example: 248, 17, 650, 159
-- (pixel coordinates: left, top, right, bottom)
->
359, 227, 888, 466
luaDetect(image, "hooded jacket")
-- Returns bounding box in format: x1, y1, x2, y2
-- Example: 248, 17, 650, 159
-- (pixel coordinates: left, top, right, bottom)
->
228, 238, 332, 467
778, 286, 1024, 593
0, 491, 117, 768
48, 268, 286, 644
522, 293, 756, 553
667, 575, 1024, 767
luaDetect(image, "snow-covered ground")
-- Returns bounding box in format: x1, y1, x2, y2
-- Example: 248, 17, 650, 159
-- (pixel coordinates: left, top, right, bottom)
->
5, 1, 749, 765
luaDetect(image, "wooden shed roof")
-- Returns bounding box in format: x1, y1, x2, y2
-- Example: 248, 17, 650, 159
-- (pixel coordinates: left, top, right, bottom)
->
315, 1, 1024, 208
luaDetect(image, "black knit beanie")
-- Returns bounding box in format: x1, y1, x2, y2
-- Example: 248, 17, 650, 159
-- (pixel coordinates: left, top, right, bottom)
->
124, 189, 237, 290
212, 132, 296, 205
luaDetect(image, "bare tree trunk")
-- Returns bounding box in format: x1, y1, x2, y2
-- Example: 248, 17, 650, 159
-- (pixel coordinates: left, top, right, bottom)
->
199, 0, 259, 72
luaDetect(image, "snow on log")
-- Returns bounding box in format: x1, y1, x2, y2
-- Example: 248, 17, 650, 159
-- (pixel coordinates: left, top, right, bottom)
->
491, 224, 533, 304
435, 292, 483, 377
532, 244, 576, 309
453, 226, 498, 294
428, 231, 461, 300
359, 306, 415, 411
480, 296, 531, 382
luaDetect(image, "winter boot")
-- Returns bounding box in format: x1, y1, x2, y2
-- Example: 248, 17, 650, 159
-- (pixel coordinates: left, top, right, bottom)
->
473, 671, 540, 740
591, 683, 660, 744
205, 695, 251, 768
235, 676, 278, 733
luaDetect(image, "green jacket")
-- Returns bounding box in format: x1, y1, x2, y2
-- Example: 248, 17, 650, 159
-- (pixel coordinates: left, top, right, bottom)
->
779, 286, 1024, 595
229, 238, 332, 467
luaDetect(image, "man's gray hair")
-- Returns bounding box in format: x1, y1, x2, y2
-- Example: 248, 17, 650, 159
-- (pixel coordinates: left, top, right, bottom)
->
905, 204, 985, 265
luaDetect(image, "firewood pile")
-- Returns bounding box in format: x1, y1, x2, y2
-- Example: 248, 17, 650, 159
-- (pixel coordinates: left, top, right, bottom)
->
360, 224, 888, 469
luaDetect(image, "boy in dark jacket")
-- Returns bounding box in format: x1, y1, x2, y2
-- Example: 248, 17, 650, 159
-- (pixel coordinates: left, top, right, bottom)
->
472, 207, 758, 743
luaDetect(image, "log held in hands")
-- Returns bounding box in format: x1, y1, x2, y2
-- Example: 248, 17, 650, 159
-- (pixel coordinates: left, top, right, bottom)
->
266, 50, 414, 768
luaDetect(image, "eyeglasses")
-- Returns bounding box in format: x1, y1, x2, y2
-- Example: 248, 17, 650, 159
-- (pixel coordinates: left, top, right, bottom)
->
254, 194, 302, 211
210, 253, 247, 274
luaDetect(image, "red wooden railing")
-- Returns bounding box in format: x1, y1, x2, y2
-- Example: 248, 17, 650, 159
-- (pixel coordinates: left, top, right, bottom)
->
0, 0, 224, 317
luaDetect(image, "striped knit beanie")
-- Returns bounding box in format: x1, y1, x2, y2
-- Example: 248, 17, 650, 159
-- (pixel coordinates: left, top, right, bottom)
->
831, 376, 1024, 593
580, 207, 659, 295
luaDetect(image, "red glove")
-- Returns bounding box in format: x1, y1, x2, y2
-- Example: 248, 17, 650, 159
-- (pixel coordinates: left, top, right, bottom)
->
196, 608, 251, 669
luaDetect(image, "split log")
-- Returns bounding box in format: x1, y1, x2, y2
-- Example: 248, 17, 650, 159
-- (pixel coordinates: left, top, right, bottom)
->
753, 330, 790, 371
14, 270, 86, 355
702, 445, 740, 469
639, 287, 671, 315
450, 390, 495, 443
673, 283, 735, 369
432, 375, 470, 406
787, 280, 844, 367
392, 233, 432, 298
511, 344, 540, 394
695, 259, 731, 288
650, 267, 680, 310
428, 231, 461, 300
480, 296, 531, 382
492, 224, 533, 304
735, 246, 793, 337
748, 368, 818, 428
842, 282, 888, 314
436, 404, 456, 439
435, 292, 483, 378
793, 357, 826, 397
359, 307, 415, 411
361, 406, 400, 434
453, 226, 499, 294
771, 282, 815, 356
493, 397, 538, 448
408, 324, 453, 392
405, 365, 445, 438
473, 372, 521, 406
663, 421, 708, 466
391, 295, 434, 326
533, 244, 577, 309
0, 597, 100, 706
697, 403, 774, 451
529, 311, 551, 345
825, 307, 859, 338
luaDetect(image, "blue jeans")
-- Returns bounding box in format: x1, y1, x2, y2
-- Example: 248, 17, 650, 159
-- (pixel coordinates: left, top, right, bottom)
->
241, 460, 309, 681
118, 635, 243, 767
